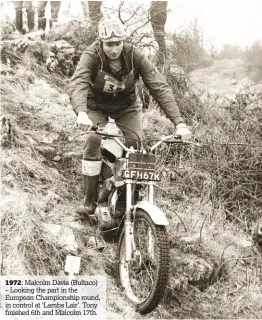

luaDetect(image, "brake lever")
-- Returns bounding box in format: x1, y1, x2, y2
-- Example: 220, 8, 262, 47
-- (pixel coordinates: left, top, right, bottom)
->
164, 134, 183, 144
95, 126, 124, 138
164, 135, 200, 147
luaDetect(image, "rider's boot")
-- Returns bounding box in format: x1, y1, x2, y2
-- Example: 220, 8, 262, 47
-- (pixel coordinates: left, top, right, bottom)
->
76, 160, 102, 216
76, 175, 99, 216
15, 10, 23, 33
38, 17, 46, 31
27, 9, 35, 32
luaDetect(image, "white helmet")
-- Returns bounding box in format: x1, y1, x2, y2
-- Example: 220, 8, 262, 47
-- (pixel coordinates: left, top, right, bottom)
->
98, 18, 126, 42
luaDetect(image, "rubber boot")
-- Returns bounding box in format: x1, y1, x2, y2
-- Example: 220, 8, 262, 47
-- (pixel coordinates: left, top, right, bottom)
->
15, 10, 23, 32
27, 10, 35, 32
38, 17, 46, 30
76, 175, 99, 216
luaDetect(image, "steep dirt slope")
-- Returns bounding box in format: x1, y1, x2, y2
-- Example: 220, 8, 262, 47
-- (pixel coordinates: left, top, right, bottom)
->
0, 59, 142, 319
1, 42, 261, 319
190, 58, 262, 103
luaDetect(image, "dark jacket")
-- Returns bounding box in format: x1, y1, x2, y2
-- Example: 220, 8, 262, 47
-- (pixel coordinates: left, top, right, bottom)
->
68, 41, 184, 125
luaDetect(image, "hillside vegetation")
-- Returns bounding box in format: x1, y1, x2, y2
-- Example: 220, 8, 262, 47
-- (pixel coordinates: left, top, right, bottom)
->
1, 23, 262, 319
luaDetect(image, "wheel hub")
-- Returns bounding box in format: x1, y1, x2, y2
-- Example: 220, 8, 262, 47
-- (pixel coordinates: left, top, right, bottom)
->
130, 249, 142, 270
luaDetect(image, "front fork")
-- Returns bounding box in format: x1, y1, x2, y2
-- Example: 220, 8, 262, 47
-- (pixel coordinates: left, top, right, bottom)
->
124, 181, 155, 262
125, 181, 133, 261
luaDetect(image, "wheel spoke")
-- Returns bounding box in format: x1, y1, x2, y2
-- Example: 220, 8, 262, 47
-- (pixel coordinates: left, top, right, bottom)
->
118, 209, 169, 314
127, 218, 157, 300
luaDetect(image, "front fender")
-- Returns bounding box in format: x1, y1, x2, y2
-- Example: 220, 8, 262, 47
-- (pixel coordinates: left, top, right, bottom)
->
134, 201, 169, 226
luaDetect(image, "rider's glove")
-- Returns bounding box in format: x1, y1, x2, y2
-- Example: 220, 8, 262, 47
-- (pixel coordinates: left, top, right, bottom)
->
77, 112, 93, 131
174, 123, 191, 141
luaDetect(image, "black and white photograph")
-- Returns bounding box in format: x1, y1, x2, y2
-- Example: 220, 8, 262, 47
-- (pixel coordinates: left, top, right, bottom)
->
1, 0, 262, 319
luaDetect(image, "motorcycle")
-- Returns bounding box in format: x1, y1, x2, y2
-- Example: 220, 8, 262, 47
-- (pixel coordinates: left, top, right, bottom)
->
86, 124, 192, 314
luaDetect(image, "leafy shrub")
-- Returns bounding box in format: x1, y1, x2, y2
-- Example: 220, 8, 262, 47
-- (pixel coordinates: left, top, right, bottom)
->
244, 41, 262, 81
181, 92, 262, 226
47, 19, 96, 54
0, 16, 14, 40
217, 44, 245, 60
143, 79, 262, 227
169, 22, 212, 73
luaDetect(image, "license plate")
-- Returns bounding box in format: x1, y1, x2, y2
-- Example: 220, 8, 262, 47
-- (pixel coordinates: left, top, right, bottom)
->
122, 169, 160, 181
128, 154, 156, 170
121, 154, 160, 181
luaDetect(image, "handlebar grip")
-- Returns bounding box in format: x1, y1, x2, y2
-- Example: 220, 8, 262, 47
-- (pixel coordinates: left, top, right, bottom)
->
174, 134, 181, 140
163, 135, 182, 144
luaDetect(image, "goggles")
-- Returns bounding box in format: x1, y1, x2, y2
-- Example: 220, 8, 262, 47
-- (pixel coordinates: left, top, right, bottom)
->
98, 21, 126, 41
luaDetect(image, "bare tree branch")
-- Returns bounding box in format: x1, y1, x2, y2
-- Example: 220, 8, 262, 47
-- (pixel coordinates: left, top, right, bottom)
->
118, 1, 125, 24
126, 15, 150, 27
129, 11, 151, 38
122, 5, 144, 24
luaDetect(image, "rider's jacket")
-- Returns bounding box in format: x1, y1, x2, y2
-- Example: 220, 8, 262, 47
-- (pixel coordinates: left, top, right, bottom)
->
68, 41, 184, 125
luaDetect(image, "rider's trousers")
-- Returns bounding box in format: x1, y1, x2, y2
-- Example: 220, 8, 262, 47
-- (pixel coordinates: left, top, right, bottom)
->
14, 1, 35, 32
38, 1, 61, 20
82, 98, 143, 162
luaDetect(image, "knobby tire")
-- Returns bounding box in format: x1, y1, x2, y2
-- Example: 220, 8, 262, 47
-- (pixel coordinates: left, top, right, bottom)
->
117, 209, 170, 314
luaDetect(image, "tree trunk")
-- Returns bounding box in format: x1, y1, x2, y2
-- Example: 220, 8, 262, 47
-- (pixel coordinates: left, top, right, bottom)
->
88, 1, 102, 34
149, 1, 167, 71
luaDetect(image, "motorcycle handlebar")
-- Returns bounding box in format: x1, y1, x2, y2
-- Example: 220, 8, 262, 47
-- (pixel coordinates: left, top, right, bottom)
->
86, 127, 199, 153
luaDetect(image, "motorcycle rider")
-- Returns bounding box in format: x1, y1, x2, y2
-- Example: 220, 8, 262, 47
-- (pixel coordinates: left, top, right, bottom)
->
67, 18, 191, 217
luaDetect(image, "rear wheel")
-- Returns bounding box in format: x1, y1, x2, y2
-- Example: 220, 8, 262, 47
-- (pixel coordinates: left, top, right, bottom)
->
117, 209, 169, 314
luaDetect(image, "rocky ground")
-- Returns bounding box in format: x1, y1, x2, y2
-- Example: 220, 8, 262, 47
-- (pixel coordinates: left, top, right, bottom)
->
0, 34, 262, 319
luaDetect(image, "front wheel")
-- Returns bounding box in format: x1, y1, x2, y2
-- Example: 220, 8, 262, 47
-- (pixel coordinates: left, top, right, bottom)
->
117, 209, 170, 314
